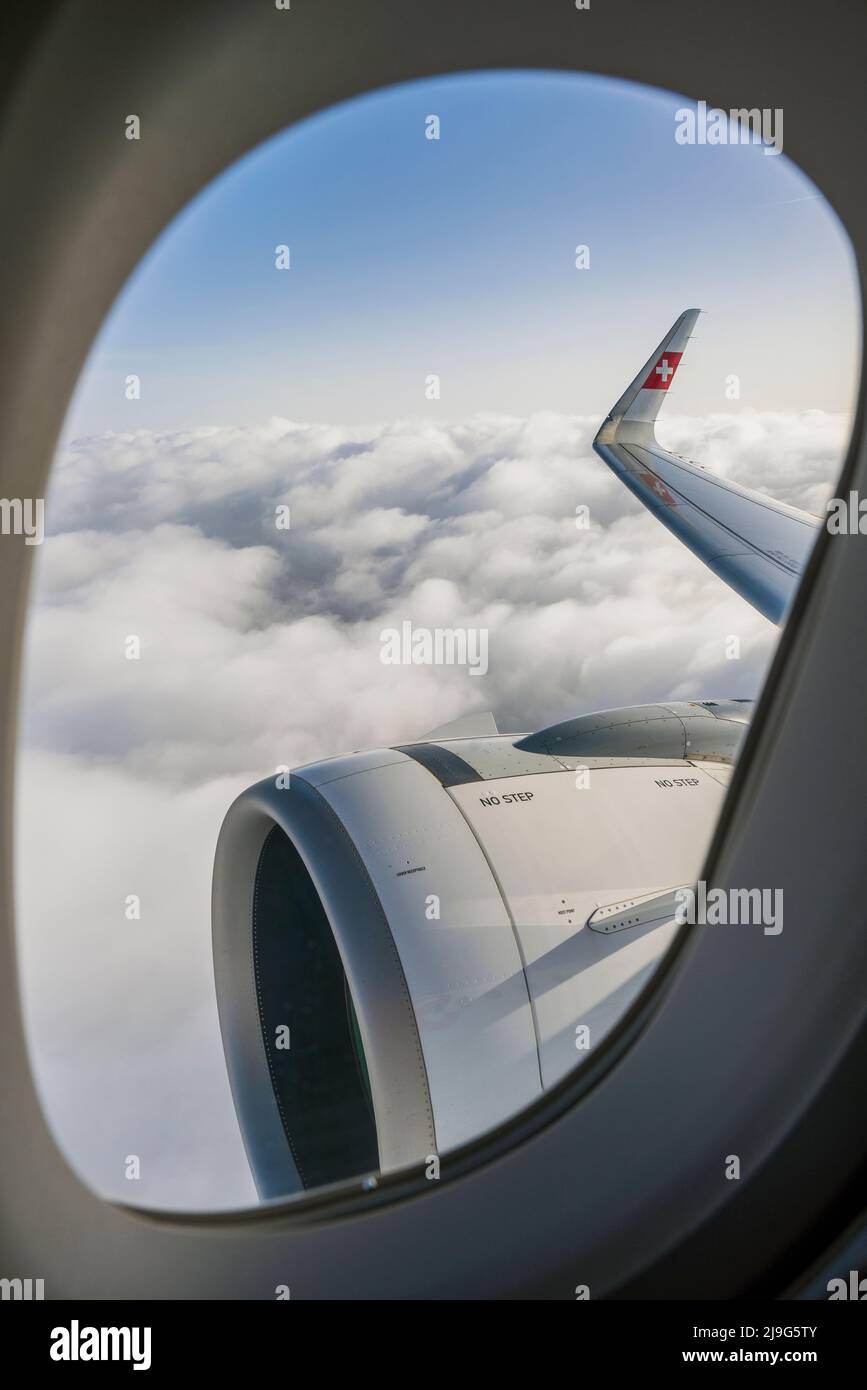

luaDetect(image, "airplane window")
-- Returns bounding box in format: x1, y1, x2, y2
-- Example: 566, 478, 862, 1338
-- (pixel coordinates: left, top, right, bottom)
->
15, 70, 858, 1211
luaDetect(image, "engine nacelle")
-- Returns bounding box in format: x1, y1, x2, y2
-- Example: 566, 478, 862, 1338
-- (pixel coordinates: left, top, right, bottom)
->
212, 701, 750, 1197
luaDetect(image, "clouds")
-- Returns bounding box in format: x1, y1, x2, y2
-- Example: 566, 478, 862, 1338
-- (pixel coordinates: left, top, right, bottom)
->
16, 407, 848, 1209
658, 410, 850, 518
32, 408, 846, 761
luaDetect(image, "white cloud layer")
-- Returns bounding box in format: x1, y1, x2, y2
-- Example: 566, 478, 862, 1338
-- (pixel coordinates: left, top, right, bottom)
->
16, 408, 849, 1209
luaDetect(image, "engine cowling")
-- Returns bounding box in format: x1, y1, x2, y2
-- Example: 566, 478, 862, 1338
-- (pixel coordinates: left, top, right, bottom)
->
212, 700, 750, 1197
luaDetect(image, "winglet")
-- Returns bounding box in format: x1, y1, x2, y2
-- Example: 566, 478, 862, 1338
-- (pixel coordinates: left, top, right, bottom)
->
595, 308, 701, 446
591, 309, 821, 625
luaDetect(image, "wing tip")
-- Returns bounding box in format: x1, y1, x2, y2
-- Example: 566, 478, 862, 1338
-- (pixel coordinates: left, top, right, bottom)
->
595, 307, 703, 445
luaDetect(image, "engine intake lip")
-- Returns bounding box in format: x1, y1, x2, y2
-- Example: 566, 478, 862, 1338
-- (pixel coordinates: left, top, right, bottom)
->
212, 774, 436, 1200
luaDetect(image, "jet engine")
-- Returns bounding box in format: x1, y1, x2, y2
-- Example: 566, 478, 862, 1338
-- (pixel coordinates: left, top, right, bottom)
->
212, 699, 751, 1197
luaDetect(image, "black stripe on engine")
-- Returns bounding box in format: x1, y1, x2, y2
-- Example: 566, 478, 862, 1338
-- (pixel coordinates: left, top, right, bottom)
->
395, 742, 482, 786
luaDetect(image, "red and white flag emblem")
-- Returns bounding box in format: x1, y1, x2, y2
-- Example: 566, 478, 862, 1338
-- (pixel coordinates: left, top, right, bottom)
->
637, 473, 677, 506
642, 351, 683, 391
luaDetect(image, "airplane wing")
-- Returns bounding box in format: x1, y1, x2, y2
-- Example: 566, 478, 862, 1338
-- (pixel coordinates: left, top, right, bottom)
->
592, 309, 821, 624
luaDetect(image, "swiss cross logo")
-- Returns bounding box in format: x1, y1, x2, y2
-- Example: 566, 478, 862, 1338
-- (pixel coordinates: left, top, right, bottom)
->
636, 472, 677, 506
642, 350, 683, 390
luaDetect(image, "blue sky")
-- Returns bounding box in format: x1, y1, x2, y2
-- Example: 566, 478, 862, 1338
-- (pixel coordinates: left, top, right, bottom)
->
62, 70, 860, 437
